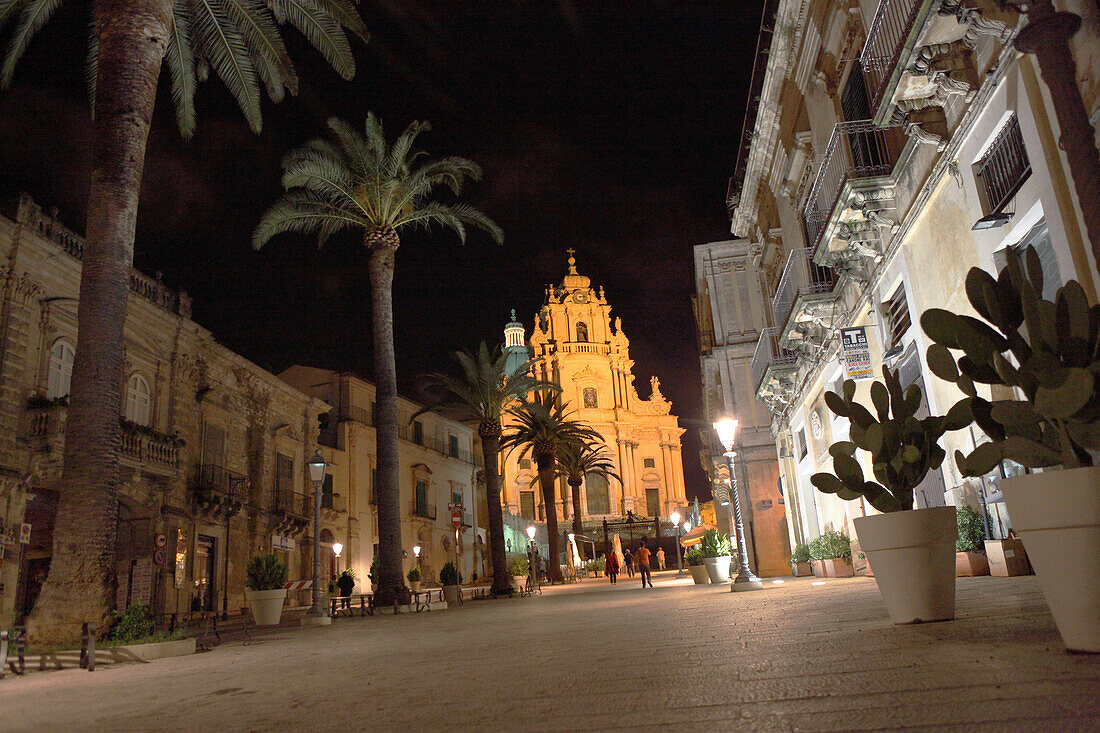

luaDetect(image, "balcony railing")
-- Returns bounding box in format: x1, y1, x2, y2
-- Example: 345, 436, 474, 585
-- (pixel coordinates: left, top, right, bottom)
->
413, 502, 437, 520
801, 120, 899, 253
861, 0, 924, 114
772, 248, 840, 334
272, 487, 310, 517
120, 424, 181, 475
751, 328, 798, 392
977, 116, 1031, 216
191, 464, 248, 504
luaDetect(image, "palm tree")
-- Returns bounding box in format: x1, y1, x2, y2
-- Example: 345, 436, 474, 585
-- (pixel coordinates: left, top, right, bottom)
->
413, 343, 557, 597
500, 392, 601, 583
554, 441, 620, 541
254, 115, 503, 605
2, 0, 368, 646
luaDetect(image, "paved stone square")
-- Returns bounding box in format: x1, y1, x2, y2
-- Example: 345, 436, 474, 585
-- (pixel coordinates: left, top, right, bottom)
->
2, 572, 1098, 731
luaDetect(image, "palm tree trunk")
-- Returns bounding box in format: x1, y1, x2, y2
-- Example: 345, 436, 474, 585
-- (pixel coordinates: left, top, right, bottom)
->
570, 478, 583, 539
367, 233, 405, 606
481, 433, 512, 596
537, 456, 562, 582
26, 0, 172, 647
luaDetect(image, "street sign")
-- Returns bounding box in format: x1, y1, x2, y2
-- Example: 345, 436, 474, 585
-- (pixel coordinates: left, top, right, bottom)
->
153, 547, 167, 565
154, 533, 167, 549
18, 523, 31, 544
272, 534, 295, 551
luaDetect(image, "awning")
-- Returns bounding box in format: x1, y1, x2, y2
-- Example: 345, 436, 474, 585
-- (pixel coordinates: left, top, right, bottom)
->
679, 524, 715, 547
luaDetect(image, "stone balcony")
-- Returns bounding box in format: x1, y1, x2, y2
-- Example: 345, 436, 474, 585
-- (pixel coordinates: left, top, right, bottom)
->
751, 327, 798, 414
771, 248, 840, 354
271, 488, 311, 536
188, 463, 247, 519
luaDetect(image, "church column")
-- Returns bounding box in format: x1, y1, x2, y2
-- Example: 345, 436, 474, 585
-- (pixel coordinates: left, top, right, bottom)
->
615, 438, 629, 513
670, 444, 685, 501
625, 441, 639, 512
660, 441, 674, 515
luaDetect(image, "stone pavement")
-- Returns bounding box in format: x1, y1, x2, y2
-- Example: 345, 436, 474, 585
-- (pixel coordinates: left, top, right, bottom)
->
2, 571, 1098, 731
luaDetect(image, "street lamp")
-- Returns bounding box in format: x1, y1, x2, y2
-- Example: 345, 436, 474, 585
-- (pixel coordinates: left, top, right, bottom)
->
413, 544, 421, 558
303, 449, 331, 625
670, 511, 685, 577
332, 542, 343, 575
714, 418, 762, 592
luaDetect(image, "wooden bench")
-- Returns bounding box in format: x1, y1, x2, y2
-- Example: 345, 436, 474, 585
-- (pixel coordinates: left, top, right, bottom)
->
330, 593, 374, 618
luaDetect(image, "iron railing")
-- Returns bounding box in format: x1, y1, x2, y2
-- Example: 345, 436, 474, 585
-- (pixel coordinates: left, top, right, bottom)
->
771, 248, 840, 334
861, 0, 924, 113
801, 120, 898, 252
191, 464, 248, 503
751, 328, 798, 392
977, 116, 1031, 215
272, 487, 310, 517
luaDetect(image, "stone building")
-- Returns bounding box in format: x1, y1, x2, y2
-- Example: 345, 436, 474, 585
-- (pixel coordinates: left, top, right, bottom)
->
500, 253, 687, 526
727, 0, 1100, 557
279, 367, 485, 587
692, 239, 792, 577
0, 194, 328, 625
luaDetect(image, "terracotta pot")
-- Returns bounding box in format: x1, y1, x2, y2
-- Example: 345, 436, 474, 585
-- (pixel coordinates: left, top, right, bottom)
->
1003, 466, 1100, 653
791, 562, 812, 577
409, 580, 421, 592
823, 558, 854, 577
702, 555, 731, 583
955, 551, 990, 577
854, 506, 957, 624
811, 560, 827, 577
688, 565, 709, 584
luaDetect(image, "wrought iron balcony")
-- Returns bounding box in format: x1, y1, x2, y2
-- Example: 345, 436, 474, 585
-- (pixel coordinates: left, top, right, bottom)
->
801, 121, 900, 255
271, 487, 310, 535
189, 464, 248, 518
751, 328, 798, 394
771, 248, 840, 337
861, 0, 927, 117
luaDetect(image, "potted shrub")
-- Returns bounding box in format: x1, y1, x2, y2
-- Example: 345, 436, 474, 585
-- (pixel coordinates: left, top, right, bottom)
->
812, 365, 969, 623
699, 528, 732, 583
955, 505, 989, 576
407, 565, 422, 593
509, 555, 529, 584
368, 556, 379, 593
245, 553, 288, 626
440, 560, 462, 604
922, 248, 1100, 650
685, 548, 709, 585
807, 531, 855, 578
790, 543, 812, 577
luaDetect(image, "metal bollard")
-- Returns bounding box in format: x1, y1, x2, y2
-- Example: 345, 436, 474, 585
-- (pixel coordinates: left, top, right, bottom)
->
80, 622, 96, 672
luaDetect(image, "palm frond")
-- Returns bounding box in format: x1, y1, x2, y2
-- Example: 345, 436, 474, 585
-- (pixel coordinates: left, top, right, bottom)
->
310, 0, 368, 44
384, 119, 428, 179
165, 1, 197, 138
223, 0, 298, 101
253, 190, 364, 249
326, 115, 374, 181
189, 0, 263, 133
399, 201, 504, 245
269, 0, 353, 79
362, 111, 387, 161
1, 0, 64, 88
280, 147, 358, 208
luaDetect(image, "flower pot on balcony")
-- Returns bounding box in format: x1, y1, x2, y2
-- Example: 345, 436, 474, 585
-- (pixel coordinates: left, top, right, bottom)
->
703, 555, 732, 584
688, 565, 709, 585
854, 506, 957, 625
245, 588, 287, 626
1002, 467, 1100, 653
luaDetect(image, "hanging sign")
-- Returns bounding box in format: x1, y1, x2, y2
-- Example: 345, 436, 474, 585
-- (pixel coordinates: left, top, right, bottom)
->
840, 327, 874, 380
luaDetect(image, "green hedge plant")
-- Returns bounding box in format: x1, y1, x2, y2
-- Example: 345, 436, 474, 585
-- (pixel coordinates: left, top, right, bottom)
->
440, 561, 461, 586
407, 566, 421, 583
921, 246, 1100, 474
685, 548, 704, 567
509, 555, 529, 576
808, 531, 852, 561
810, 366, 971, 513
956, 505, 986, 553
699, 528, 731, 558
790, 543, 811, 564
246, 553, 287, 591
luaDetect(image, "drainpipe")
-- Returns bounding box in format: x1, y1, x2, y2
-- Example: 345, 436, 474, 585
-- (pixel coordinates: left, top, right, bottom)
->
1012, 0, 1100, 271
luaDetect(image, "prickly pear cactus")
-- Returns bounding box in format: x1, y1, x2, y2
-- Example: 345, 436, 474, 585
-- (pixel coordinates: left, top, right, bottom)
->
920, 245, 1100, 475
810, 365, 971, 512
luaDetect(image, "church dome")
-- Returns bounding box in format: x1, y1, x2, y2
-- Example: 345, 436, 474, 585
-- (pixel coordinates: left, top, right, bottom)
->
561, 249, 591, 290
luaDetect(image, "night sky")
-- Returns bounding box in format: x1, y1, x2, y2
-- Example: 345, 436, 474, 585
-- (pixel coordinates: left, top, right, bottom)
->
0, 0, 765, 499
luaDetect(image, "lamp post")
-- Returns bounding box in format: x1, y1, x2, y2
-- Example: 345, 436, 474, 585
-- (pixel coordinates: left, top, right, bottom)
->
332, 542, 343, 576
713, 418, 763, 592
670, 511, 684, 576
303, 449, 331, 624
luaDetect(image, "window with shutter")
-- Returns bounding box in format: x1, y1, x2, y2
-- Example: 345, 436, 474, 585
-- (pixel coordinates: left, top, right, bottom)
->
202, 423, 226, 467
883, 286, 912, 349
976, 116, 1031, 216
449, 434, 459, 458
994, 219, 1061, 303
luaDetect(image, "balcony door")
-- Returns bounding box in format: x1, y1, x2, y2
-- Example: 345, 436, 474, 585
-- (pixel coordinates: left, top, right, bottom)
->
841, 62, 886, 170
202, 423, 225, 468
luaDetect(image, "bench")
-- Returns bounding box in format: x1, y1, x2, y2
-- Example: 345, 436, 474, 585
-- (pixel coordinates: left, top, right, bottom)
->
330, 593, 374, 618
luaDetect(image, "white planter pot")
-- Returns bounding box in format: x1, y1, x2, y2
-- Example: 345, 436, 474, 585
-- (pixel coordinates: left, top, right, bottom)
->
246, 588, 288, 626
854, 506, 956, 624
688, 565, 709, 584
702, 555, 731, 584
1003, 466, 1100, 653
442, 584, 459, 604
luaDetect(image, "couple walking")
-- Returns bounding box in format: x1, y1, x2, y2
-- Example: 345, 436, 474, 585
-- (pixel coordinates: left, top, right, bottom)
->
606, 540, 655, 588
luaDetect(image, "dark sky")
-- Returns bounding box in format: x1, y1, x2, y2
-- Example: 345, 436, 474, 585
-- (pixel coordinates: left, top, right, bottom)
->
0, 0, 765, 500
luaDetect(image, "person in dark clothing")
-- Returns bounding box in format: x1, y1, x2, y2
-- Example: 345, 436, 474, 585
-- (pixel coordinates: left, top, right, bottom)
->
624, 549, 635, 578
335, 571, 355, 610
605, 551, 620, 584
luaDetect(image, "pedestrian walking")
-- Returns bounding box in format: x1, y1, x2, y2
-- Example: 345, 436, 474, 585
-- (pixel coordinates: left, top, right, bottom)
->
624, 549, 635, 578
605, 550, 620, 584
657, 547, 666, 571
636, 540, 654, 588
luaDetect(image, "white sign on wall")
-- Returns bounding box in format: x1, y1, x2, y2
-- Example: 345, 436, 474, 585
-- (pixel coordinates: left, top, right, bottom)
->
272, 534, 296, 552
840, 327, 873, 380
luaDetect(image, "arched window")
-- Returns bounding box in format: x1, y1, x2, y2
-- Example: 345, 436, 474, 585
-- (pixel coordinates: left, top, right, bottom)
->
125, 373, 151, 426
46, 340, 75, 399
576, 322, 589, 342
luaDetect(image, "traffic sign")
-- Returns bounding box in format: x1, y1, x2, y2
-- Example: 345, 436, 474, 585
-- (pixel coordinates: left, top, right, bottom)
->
154, 547, 167, 565
155, 532, 167, 549
18, 523, 31, 544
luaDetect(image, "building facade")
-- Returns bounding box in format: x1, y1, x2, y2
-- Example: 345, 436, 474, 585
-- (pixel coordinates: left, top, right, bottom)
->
280, 367, 486, 587
500, 254, 687, 527
729, 0, 1100, 558
693, 239, 792, 576
0, 194, 328, 625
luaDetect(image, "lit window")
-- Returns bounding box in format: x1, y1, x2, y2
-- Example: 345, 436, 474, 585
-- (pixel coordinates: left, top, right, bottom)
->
124, 373, 151, 426
46, 340, 74, 399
